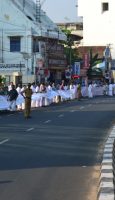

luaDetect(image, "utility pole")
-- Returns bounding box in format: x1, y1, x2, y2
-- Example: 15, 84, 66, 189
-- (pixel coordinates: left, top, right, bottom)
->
36, 0, 41, 23
1, 29, 4, 63
23, 0, 25, 11
36, 0, 46, 22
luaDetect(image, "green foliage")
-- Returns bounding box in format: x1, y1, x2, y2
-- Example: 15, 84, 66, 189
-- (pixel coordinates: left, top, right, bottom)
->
87, 49, 103, 78
60, 28, 79, 65
0, 76, 6, 84
0, 76, 3, 83
89, 49, 103, 68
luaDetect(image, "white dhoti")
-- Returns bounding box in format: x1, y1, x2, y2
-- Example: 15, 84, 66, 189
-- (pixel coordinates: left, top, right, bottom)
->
88, 85, 93, 98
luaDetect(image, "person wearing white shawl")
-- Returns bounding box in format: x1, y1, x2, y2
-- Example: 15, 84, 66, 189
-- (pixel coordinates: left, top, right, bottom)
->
51, 82, 58, 103
16, 84, 21, 94
31, 83, 36, 108
31, 82, 36, 93
21, 85, 26, 109
8, 82, 13, 91
108, 83, 113, 96
39, 83, 46, 107
16, 84, 23, 110
88, 83, 93, 98
45, 83, 52, 105
35, 83, 40, 93
35, 83, 40, 107
70, 82, 76, 100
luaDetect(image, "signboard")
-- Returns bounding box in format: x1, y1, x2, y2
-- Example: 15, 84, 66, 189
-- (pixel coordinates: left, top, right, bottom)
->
72, 62, 80, 75
83, 53, 89, 68
44, 69, 50, 78
65, 69, 71, 79
35, 67, 44, 75
36, 59, 44, 69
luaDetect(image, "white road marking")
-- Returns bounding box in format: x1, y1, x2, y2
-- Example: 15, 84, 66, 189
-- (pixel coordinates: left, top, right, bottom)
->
0, 138, 9, 145
87, 104, 92, 107
70, 110, 76, 113
58, 114, 64, 117
82, 166, 87, 168
95, 102, 99, 104
26, 128, 34, 132
102, 100, 106, 103
7, 114, 14, 117
80, 106, 84, 110
44, 120, 51, 124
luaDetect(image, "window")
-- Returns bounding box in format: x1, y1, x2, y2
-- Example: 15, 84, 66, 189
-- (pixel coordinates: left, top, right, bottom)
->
10, 36, 21, 52
33, 38, 39, 52
5, 75, 10, 85
27, 16, 33, 21
102, 2, 109, 12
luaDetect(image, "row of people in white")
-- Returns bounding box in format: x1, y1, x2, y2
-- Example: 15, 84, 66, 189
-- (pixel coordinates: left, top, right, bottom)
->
1, 82, 114, 111
87, 83, 115, 98
16, 82, 78, 110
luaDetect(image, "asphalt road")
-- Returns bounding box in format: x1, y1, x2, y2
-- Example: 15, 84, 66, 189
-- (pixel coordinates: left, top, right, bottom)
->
0, 96, 115, 200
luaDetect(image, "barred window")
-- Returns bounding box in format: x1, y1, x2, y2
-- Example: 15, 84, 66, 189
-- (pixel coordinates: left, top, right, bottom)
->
102, 2, 109, 12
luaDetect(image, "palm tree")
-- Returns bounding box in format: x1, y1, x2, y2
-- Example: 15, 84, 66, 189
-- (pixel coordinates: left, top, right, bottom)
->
87, 49, 104, 78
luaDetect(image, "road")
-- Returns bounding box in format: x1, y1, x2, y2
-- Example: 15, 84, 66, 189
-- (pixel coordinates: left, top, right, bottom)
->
0, 96, 115, 200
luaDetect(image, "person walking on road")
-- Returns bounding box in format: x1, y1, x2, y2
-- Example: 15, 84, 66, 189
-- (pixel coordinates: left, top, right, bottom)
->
22, 83, 33, 119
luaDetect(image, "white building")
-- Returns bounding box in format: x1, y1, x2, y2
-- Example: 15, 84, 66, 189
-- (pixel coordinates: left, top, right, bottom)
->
0, 0, 66, 85
78, 0, 115, 59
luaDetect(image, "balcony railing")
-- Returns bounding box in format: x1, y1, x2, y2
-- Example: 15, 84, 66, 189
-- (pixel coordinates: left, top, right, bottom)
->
0, 64, 25, 69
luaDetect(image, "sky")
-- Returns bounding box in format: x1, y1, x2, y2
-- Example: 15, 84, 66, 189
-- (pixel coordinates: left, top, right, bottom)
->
34, 0, 78, 23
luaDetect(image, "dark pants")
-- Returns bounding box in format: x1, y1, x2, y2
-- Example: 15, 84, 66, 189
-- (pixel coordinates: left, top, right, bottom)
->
24, 98, 31, 117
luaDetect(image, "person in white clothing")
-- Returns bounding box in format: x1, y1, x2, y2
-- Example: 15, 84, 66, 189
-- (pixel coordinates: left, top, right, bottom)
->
31, 82, 36, 93
21, 85, 26, 109
88, 83, 93, 98
35, 83, 40, 93
16, 84, 22, 110
108, 83, 113, 96
16, 84, 21, 94
47, 83, 52, 92
8, 82, 13, 91
70, 82, 75, 99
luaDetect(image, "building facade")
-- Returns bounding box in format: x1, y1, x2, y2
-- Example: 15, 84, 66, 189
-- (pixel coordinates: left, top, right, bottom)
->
78, 0, 115, 59
57, 22, 83, 47
0, 0, 66, 85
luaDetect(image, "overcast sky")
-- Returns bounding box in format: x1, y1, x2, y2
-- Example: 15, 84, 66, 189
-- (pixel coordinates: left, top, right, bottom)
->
33, 0, 78, 23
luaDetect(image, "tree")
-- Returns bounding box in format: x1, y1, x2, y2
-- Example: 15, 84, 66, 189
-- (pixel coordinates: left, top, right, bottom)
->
87, 49, 104, 78
60, 29, 80, 66
0, 76, 6, 86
